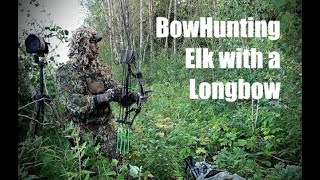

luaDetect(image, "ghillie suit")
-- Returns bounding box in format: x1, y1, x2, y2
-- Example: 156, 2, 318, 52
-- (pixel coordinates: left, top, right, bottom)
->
56, 26, 126, 160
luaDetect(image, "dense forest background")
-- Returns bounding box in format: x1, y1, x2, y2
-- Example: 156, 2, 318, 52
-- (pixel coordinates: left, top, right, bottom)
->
18, 0, 302, 179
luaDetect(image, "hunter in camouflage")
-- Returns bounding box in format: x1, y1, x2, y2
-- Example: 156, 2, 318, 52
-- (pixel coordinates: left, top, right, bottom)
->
55, 26, 137, 160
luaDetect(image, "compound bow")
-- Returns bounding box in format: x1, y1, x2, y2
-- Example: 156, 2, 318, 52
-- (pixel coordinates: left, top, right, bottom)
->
115, 0, 151, 156
116, 49, 151, 127
116, 0, 151, 128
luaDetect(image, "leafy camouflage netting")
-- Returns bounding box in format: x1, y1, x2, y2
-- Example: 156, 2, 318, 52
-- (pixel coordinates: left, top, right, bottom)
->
55, 26, 120, 160
67, 26, 103, 72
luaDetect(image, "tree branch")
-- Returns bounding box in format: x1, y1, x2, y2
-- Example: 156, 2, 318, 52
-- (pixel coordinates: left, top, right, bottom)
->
18, 113, 52, 125
273, 156, 299, 165
18, 97, 51, 111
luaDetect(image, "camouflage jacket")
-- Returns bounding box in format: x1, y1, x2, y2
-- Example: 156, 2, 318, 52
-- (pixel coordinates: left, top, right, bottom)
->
55, 59, 122, 124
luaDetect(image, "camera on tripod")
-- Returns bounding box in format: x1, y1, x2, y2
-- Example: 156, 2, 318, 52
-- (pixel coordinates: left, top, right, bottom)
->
24, 34, 51, 133
25, 34, 49, 56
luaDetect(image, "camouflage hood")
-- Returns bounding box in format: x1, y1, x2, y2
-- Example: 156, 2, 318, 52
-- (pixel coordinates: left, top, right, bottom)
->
67, 26, 101, 71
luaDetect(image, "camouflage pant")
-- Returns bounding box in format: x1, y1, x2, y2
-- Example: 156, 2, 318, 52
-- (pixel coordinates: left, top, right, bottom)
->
75, 121, 117, 160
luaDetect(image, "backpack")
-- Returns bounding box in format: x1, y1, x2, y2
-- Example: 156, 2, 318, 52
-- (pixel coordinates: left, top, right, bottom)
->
184, 156, 245, 180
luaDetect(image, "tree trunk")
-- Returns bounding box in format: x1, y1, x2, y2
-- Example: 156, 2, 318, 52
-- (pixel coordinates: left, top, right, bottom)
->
109, 0, 117, 56
173, 0, 177, 53
120, 0, 131, 49
143, 33, 149, 63
165, 0, 172, 53
118, 0, 125, 51
124, 0, 131, 48
106, 0, 114, 56
140, 0, 144, 62
188, 0, 191, 16
148, 0, 154, 62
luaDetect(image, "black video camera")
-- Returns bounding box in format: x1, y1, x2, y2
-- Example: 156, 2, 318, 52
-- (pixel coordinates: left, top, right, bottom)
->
25, 34, 49, 56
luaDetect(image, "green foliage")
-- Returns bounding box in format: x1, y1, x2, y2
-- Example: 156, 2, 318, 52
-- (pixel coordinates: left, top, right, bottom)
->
19, 122, 146, 180
268, 164, 302, 180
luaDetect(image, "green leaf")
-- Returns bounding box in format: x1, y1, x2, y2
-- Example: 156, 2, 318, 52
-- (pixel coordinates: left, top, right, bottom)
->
261, 160, 272, 167
25, 175, 39, 180
42, 153, 53, 164
235, 139, 247, 147
117, 172, 125, 180
81, 170, 95, 175
111, 159, 118, 166
195, 147, 207, 154
264, 135, 275, 141
129, 165, 140, 178
104, 171, 117, 176
84, 174, 90, 180
65, 30, 69, 35
119, 164, 128, 172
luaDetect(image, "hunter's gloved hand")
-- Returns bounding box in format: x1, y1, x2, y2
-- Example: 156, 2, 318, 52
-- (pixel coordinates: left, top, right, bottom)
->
120, 91, 140, 107
94, 89, 115, 106
129, 91, 140, 103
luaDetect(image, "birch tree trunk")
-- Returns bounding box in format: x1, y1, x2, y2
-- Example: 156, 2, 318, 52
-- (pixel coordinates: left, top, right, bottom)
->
213, 0, 217, 7
165, 0, 172, 53
188, 0, 191, 16
124, 0, 131, 48
106, 0, 114, 56
120, 0, 131, 49
143, 34, 149, 63
118, 0, 125, 51
109, 0, 117, 56
173, 0, 177, 53
140, 0, 144, 61
149, 0, 154, 62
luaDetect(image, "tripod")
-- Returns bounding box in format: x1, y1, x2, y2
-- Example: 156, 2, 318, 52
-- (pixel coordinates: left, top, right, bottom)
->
32, 54, 50, 135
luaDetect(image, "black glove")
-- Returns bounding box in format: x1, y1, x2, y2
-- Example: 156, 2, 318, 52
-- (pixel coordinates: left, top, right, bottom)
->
129, 92, 140, 102
120, 91, 139, 107
94, 89, 114, 106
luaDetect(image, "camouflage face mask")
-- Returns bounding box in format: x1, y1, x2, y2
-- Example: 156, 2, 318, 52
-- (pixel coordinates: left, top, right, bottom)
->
67, 26, 101, 70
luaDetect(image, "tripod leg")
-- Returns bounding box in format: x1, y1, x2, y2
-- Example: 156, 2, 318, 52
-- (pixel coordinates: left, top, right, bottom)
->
34, 103, 41, 135
27, 103, 38, 137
